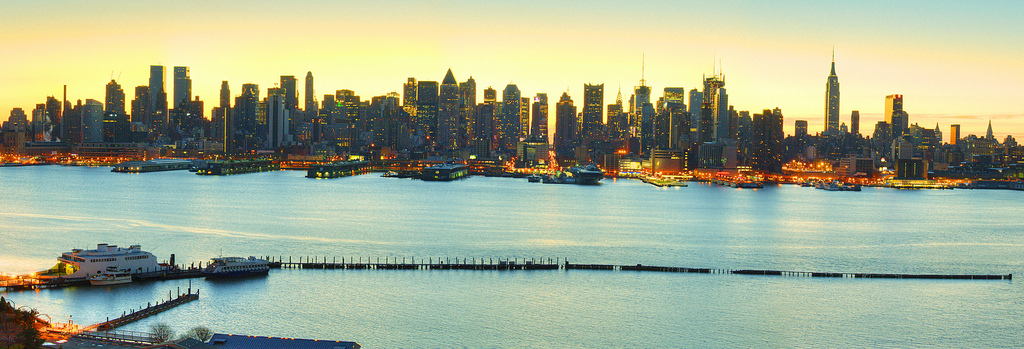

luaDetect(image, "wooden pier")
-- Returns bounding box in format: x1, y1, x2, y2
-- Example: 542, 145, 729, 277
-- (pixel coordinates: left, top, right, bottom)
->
84, 288, 199, 332
258, 256, 1011, 281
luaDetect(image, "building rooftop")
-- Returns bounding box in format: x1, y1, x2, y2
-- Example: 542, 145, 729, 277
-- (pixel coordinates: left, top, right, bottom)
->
208, 334, 359, 349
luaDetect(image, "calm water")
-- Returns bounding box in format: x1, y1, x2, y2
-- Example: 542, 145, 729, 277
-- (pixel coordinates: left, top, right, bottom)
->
1, 165, 1022, 348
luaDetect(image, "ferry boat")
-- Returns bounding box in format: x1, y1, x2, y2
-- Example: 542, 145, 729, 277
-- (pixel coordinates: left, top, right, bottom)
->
203, 256, 270, 278
526, 174, 542, 182
47, 244, 167, 280
88, 266, 133, 286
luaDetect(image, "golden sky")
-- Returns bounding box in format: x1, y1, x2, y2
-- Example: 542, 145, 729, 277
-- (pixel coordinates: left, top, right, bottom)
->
2, 0, 1022, 140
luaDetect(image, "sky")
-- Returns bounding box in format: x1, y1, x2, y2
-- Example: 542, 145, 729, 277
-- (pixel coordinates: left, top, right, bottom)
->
1, 0, 1023, 141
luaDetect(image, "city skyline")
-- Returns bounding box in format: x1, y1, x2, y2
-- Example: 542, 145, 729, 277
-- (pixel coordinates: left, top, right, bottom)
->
2, 1, 1022, 139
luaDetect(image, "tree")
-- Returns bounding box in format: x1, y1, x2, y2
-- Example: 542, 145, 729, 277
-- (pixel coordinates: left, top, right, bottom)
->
180, 325, 214, 342
0, 297, 43, 349
151, 323, 175, 343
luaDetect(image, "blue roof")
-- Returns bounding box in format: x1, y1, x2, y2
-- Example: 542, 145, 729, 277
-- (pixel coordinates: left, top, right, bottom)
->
208, 334, 359, 349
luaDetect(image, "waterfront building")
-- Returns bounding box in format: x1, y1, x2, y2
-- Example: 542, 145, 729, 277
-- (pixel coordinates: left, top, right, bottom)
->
554, 91, 577, 160
416, 80, 439, 144
850, 110, 860, 135
173, 66, 191, 110
951, 124, 960, 145
825, 53, 840, 134
582, 83, 604, 144
500, 84, 521, 152
438, 69, 460, 150
885, 94, 907, 139
795, 120, 808, 137
530, 93, 548, 142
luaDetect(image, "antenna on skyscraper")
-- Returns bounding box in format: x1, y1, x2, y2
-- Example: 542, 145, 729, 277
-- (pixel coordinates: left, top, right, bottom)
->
640, 53, 646, 87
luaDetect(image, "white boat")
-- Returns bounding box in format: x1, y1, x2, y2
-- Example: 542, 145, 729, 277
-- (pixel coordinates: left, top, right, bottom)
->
88, 266, 132, 286
203, 256, 270, 278
50, 244, 167, 279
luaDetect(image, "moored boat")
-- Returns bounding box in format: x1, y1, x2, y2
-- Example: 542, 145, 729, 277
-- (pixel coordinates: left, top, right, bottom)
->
203, 256, 270, 278
88, 266, 132, 286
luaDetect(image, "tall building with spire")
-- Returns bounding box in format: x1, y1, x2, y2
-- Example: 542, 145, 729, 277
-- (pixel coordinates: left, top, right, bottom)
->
825, 52, 840, 134
305, 72, 317, 117
438, 68, 460, 150
986, 120, 994, 140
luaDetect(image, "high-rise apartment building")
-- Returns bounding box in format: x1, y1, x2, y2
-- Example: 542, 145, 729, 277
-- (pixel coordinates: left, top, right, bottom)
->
751, 108, 784, 173
266, 87, 289, 149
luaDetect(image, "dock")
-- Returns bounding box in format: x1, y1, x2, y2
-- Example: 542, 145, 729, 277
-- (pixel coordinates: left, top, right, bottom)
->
196, 159, 279, 175
111, 159, 193, 173
307, 160, 371, 179
258, 256, 1011, 281
84, 288, 199, 332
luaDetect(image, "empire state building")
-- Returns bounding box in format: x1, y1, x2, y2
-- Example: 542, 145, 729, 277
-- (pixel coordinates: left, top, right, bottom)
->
825, 53, 840, 134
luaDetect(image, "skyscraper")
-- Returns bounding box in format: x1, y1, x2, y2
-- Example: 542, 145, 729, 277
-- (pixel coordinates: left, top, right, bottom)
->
104, 79, 128, 142
701, 74, 728, 142
438, 69, 460, 150
795, 120, 808, 137
82, 99, 104, 143
751, 108, 784, 173
131, 86, 150, 125
500, 84, 521, 151
986, 120, 994, 140
607, 89, 625, 143
825, 53, 840, 134
520, 96, 530, 140
530, 93, 548, 142
234, 83, 260, 151
214, 81, 232, 152
149, 65, 167, 130
850, 110, 860, 135
950, 124, 960, 145
173, 66, 191, 109
884, 94, 906, 138
688, 88, 702, 138
458, 77, 476, 148
582, 83, 604, 144
305, 72, 317, 116
403, 78, 418, 119
661, 87, 687, 150
554, 92, 577, 159
266, 87, 289, 149
416, 81, 439, 143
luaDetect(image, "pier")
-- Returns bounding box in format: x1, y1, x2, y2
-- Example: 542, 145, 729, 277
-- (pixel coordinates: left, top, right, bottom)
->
258, 256, 1011, 281
307, 160, 371, 179
111, 159, 193, 173
84, 288, 199, 332
196, 159, 279, 175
